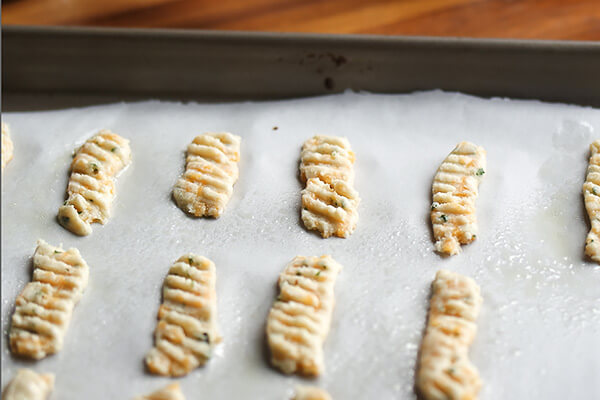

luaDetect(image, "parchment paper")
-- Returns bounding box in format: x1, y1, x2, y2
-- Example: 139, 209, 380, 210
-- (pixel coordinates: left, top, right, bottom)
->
2, 91, 599, 399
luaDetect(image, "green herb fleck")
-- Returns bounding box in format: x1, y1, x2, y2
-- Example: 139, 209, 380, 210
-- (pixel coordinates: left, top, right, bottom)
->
303, 207, 309, 211
431, 202, 438, 210
593, 187, 598, 196
54, 250, 62, 254
188, 257, 194, 265
88, 198, 94, 203
196, 332, 210, 343
111, 147, 118, 152
315, 271, 321, 277
440, 214, 448, 223
61, 216, 70, 225
446, 367, 456, 375
296, 272, 301, 276
63, 200, 68, 206
90, 163, 99, 174
475, 168, 485, 176
77, 210, 82, 214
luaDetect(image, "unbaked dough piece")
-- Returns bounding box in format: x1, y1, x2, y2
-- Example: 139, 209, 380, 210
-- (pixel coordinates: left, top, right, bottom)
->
301, 177, 359, 239
300, 135, 355, 184
431, 141, 486, 256
58, 129, 131, 236
2, 369, 54, 400
133, 383, 185, 400
146, 254, 220, 377
2, 122, 14, 171
292, 385, 332, 400
416, 270, 483, 400
9, 240, 89, 360
299, 135, 360, 238
266, 255, 342, 376
583, 140, 600, 262
173, 132, 241, 218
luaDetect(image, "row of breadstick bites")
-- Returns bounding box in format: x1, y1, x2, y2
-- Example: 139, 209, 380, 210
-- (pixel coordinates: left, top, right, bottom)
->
0, 124, 483, 253
3, 125, 600, 261
4, 239, 481, 400
2, 126, 360, 240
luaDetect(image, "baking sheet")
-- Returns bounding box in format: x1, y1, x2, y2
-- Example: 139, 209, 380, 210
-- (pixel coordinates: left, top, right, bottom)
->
5, 26, 600, 110
1, 90, 599, 399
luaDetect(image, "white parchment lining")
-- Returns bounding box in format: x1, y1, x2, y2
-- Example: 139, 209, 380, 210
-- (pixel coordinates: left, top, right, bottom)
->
2, 91, 599, 399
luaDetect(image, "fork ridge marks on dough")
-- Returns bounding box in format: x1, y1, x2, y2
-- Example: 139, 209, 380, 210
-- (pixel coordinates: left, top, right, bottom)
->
146, 254, 220, 377
300, 135, 360, 238
58, 129, 131, 236
431, 141, 486, 256
2, 368, 54, 400
583, 140, 600, 263
292, 385, 333, 400
2, 122, 14, 171
266, 255, 342, 376
300, 135, 355, 184
133, 383, 185, 400
416, 270, 483, 400
9, 240, 89, 360
173, 132, 241, 218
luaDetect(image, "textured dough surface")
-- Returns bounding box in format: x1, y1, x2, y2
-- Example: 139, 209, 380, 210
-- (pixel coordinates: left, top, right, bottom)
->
146, 254, 220, 377
2, 369, 54, 400
173, 132, 241, 218
133, 383, 185, 400
583, 140, 600, 262
431, 141, 486, 255
2, 122, 14, 171
58, 129, 131, 236
416, 269, 483, 400
300, 135, 355, 184
300, 135, 360, 238
292, 386, 332, 400
266, 255, 342, 376
9, 240, 89, 360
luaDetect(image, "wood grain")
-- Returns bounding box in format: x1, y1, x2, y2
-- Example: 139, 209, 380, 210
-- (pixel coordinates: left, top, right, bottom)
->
3, 0, 600, 40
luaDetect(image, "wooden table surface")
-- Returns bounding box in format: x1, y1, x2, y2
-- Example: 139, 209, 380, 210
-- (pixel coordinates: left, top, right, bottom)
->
3, 0, 600, 40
